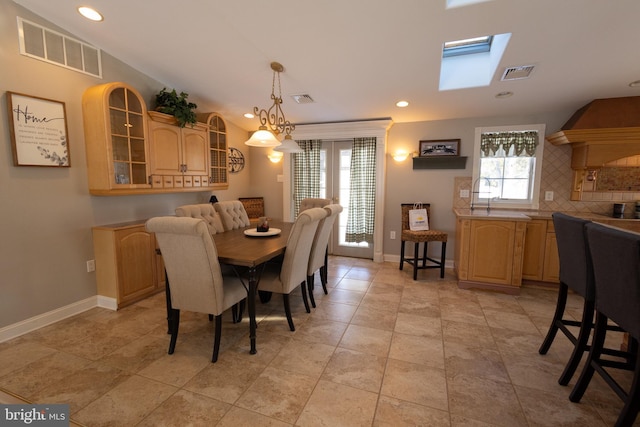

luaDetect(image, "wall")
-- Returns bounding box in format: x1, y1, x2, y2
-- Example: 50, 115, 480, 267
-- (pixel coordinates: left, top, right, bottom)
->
0, 1, 250, 330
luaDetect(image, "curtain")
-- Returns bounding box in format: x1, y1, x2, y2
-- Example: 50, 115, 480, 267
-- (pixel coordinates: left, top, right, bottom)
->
480, 131, 539, 157
292, 139, 322, 217
345, 137, 376, 244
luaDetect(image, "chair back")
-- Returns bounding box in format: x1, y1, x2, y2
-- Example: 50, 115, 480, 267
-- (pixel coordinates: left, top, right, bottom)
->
213, 200, 251, 230
175, 204, 225, 234
239, 197, 265, 219
585, 222, 640, 338
146, 217, 226, 315
552, 212, 594, 300
280, 207, 327, 292
401, 203, 431, 232
300, 198, 331, 213
308, 204, 343, 275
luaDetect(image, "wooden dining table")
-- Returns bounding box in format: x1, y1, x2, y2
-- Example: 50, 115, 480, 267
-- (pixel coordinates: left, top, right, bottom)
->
212, 220, 293, 354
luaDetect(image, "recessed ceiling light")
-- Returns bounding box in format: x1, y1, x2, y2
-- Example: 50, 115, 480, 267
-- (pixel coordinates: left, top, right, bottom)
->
396, 100, 409, 108
78, 6, 103, 21
495, 91, 513, 99
244, 113, 255, 119
629, 80, 640, 88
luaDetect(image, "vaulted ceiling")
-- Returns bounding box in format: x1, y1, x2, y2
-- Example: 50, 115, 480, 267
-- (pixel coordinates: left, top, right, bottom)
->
12, 0, 640, 131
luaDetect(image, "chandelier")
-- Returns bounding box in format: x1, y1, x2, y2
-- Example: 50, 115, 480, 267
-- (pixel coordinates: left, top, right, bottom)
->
244, 62, 302, 153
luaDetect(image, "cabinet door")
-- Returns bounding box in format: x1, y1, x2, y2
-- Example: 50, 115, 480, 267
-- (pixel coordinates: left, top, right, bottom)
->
182, 126, 209, 176
468, 220, 516, 285
542, 232, 560, 283
148, 120, 182, 175
115, 227, 157, 304
522, 220, 547, 280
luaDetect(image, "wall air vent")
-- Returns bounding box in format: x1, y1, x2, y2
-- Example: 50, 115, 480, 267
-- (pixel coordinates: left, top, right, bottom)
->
17, 17, 102, 78
291, 94, 315, 104
500, 65, 535, 81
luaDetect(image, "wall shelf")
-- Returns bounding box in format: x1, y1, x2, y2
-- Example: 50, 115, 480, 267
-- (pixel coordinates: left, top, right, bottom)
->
412, 156, 467, 170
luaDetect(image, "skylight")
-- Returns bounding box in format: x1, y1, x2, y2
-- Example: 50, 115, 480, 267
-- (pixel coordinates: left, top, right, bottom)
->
439, 32, 511, 91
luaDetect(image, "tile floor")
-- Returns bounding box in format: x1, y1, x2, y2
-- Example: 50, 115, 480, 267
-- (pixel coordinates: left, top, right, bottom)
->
0, 256, 635, 426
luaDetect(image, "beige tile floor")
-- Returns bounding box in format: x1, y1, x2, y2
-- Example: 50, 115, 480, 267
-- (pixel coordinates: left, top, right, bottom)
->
0, 256, 636, 426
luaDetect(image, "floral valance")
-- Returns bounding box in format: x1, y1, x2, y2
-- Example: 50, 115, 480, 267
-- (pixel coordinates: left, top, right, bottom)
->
480, 131, 539, 157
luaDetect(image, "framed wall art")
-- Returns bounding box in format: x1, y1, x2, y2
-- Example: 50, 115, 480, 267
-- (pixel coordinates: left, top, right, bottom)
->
6, 91, 70, 167
419, 139, 460, 157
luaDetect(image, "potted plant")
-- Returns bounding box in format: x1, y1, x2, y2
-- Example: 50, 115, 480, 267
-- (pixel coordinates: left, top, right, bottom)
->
154, 88, 197, 127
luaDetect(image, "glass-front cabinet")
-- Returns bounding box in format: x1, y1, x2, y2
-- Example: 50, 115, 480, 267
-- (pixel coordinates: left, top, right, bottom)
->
109, 87, 147, 186
202, 113, 229, 189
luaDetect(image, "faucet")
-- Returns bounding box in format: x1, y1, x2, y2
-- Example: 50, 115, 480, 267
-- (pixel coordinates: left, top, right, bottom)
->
470, 177, 491, 212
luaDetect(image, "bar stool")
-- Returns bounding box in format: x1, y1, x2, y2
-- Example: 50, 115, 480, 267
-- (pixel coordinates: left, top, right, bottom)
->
399, 203, 447, 279
570, 222, 640, 427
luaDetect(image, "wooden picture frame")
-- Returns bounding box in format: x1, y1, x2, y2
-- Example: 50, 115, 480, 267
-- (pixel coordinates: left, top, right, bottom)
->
6, 91, 70, 167
419, 139, 460, 157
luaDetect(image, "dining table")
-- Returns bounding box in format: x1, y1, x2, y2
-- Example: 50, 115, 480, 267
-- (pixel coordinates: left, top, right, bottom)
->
212, 220, 292, 354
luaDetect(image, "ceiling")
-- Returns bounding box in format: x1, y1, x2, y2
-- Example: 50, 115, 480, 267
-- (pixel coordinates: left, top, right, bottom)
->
12, 0, 640, 131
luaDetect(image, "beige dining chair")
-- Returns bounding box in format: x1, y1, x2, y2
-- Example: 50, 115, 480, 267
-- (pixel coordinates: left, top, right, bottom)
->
214, 200, 251, 231
299, 197, 331, 213
175, 203, 225, 235
145, 216, 247, 362
306, 204, 343, 307
257, 207, 327, 331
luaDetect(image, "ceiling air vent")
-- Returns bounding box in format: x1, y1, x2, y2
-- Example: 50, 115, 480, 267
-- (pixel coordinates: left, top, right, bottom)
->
500, 65, 535, 81
291, 94, 315, 104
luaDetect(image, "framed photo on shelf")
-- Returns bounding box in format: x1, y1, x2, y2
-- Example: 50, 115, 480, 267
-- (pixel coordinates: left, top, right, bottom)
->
419, 139, 460, 157
6, 91, 70, 167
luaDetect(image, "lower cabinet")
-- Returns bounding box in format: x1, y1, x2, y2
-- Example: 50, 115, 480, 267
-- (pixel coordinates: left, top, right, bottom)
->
93, 220, 164, 308
522, 219, 560, 283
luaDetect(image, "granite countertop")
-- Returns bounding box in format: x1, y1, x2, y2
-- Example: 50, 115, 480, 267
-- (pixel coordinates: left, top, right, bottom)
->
453, 209, 637, 222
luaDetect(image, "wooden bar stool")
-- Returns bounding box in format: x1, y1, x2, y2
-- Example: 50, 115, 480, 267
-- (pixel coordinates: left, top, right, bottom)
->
399, 203, 447, 280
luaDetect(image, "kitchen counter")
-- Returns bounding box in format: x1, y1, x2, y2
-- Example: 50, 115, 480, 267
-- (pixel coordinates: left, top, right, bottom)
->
453, 208, 636, 223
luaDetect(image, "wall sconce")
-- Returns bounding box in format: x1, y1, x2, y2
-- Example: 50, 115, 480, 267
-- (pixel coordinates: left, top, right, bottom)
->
267, 151, 284, 163
393, 150, 410, 161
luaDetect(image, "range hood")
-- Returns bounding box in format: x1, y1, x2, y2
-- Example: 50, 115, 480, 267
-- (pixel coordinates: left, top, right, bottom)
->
547, 96, 640, 169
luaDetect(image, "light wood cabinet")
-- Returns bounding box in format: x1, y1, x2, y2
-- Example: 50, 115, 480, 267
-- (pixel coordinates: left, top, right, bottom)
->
522, 219, 560, 283
199, 112, 229, 189
542, 231, 560, 283
455, 217, 528, 293
148, 111, 209, 189
83, 82, 151, 194
93, 221, 163, 308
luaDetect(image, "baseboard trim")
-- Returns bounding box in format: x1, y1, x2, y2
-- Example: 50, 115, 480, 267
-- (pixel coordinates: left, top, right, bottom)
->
97, 296, 118, 311
0, 296, 99, 343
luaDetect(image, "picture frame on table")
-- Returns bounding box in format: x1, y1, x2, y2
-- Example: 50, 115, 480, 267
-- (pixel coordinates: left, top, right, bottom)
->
6, 91, 70, 167
419, 139, 460, 157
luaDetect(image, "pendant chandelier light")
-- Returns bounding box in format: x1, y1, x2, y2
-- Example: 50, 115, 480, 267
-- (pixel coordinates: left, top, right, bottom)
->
244, 62, 302, 153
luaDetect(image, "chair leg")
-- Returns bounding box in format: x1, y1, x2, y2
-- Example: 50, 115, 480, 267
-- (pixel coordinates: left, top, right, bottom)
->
168, 309, 180, 355
283, 294, 295, 331
440, 241, 447, 278
570, 312, 608, 403
307, 275, 316, 308
422, 241, 429, 267
617, 346, 640, 427
301, 281, 311, 313
539, 283, 569, 355
211, 314, 222, 363
399, 240, 406, 270
413, 242, 419, 280
321, 248, 329, 294
236, 299, 245, 323
558, 299, 594, 385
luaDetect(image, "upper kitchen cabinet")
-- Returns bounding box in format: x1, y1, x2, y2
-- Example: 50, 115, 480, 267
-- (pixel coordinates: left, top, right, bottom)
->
547, 96, 640, 200
198, 112, 229, 189
147, 111, 209, 189
83, 82, 151, 195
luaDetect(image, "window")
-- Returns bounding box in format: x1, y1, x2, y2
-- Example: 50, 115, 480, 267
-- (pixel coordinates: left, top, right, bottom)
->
472, 124, 545, 209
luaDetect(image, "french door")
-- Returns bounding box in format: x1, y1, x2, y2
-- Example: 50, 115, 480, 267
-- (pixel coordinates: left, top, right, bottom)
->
318, 140, 374, 259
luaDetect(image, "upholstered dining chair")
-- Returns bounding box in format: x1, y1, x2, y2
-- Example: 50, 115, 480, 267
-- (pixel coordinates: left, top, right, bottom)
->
145, 216, 247, 363
175, 203, 225, 235
213, 200, 251, 231
400, 203, 448, 279
306, 204, 343, 308
299, 197, 331, 213
538, 213, 626, 385
257, 207, 327, 331
570, 222, 640, 426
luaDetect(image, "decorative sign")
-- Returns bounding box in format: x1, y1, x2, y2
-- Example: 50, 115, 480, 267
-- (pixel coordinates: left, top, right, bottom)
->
6, 92, 70, 167
419, 139, 460, 157
228, 147, 245, 173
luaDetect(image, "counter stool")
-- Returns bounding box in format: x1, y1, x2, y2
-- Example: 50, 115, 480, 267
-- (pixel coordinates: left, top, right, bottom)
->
399, 203, 447, 279
570, 222, 640, 427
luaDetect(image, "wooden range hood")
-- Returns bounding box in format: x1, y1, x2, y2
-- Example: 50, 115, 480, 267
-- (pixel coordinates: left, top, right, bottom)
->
547, 96, 640, 169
